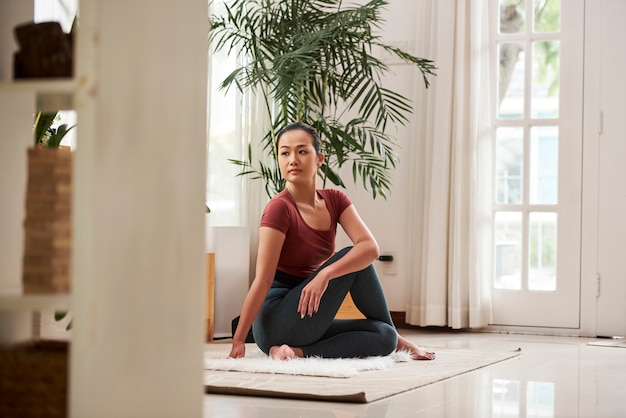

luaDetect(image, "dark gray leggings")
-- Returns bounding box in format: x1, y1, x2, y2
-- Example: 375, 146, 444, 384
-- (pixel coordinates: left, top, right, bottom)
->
252, 247, 398, 358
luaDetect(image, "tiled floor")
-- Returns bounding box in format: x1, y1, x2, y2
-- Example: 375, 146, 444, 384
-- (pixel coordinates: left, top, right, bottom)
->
203, 329, 626, 417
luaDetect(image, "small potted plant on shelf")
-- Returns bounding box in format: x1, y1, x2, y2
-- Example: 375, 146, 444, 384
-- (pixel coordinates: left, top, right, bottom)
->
22, 111, 75, 294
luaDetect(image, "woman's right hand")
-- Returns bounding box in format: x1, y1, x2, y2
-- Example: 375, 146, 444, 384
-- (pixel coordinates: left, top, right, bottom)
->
228, 341, 246, 359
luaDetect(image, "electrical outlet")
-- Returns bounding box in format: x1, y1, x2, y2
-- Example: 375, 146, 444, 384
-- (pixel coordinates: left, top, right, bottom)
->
379, 251, 397, 275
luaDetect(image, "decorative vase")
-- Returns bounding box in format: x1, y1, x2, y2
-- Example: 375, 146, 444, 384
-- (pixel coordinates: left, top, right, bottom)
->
22, 147, 72, 294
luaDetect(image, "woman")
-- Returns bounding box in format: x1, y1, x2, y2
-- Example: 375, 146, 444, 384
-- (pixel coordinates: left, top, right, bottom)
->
229, 122, 435, 361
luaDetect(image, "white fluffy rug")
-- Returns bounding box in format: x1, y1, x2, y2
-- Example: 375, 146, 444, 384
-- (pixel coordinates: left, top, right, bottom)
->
204, 349, 412, 378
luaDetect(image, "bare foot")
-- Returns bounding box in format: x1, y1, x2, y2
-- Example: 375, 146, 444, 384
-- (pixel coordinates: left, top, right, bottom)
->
396, 335, 436, 360
269, 344, 297, 360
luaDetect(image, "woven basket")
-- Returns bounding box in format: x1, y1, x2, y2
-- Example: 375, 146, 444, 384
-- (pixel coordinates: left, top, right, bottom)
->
22, 147, 72, 293
0, 340, 68, 417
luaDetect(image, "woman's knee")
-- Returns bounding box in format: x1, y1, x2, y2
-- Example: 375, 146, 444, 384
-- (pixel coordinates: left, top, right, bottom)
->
380, 324, 398, 355
361, 263, 378, 276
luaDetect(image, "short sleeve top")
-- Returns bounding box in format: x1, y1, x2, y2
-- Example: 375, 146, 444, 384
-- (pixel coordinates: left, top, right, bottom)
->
260, 188, 352, 278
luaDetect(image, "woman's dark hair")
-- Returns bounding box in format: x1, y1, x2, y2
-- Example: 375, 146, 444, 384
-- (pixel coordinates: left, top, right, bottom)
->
276, 122, 321, 155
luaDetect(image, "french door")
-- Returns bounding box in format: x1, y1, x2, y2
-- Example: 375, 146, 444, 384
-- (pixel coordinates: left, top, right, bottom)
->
490, 0, 583, 328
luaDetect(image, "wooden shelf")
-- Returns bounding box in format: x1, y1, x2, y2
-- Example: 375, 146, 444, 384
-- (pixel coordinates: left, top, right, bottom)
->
0, 293, 71, 311
0, 79, 75, 111
0, 77, 76, 315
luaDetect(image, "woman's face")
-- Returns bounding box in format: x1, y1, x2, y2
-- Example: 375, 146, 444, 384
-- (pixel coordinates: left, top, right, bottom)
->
277, 129, 324, 184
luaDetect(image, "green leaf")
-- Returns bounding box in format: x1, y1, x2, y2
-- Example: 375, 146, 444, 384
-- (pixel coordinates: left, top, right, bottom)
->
54, 311, 68, 321
34, 112, 57, 147
46, 123, 76, 148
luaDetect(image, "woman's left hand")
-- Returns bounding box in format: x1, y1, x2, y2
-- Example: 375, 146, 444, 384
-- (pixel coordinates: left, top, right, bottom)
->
298, 274, 329, 318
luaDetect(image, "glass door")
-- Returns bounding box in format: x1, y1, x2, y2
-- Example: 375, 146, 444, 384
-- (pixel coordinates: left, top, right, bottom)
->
490, 0, 583, 328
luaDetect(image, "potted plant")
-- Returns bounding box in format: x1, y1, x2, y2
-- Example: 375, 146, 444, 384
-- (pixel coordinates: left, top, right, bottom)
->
210, 0, 435, 199
22, 112, 75, 294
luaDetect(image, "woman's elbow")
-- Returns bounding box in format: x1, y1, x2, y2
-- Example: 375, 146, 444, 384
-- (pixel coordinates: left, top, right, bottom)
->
352, 235, 379, 262
367, 239, 380, 261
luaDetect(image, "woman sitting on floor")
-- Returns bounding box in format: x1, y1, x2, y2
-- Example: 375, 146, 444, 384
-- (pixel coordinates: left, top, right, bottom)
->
229, 122, 435, 361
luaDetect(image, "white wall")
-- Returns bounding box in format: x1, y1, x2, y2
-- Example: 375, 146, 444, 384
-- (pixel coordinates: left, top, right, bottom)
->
580, 0, 626, 337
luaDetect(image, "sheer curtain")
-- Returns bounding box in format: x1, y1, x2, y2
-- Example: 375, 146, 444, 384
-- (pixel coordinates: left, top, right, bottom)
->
207, 1, 269, 230
406, 0, 493, 328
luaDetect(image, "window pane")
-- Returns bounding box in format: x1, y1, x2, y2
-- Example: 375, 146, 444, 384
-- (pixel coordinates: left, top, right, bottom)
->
500, 0, 526, 33
495, 212, 522, 290
533, 0, 560, 33
529, 126, 558, 204
531, 41, 560, 118
496, 128, 523, 204
207, 17, 246, 226
529, 212, 557, 291
498, 43, 525, 119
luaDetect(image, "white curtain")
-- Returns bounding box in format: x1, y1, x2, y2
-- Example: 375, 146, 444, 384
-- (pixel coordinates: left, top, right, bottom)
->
406, 0, 493, 328
241, 91, 273, 281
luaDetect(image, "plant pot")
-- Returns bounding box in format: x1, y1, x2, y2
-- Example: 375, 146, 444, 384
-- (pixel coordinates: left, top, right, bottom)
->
22, 147, 72, 294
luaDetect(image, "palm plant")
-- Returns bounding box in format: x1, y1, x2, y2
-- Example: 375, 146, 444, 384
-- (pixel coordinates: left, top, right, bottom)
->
210, 0, 435, 198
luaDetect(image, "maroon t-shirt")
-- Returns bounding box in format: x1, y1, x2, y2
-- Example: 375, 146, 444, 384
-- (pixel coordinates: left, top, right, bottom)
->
260, 189, 352, 278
